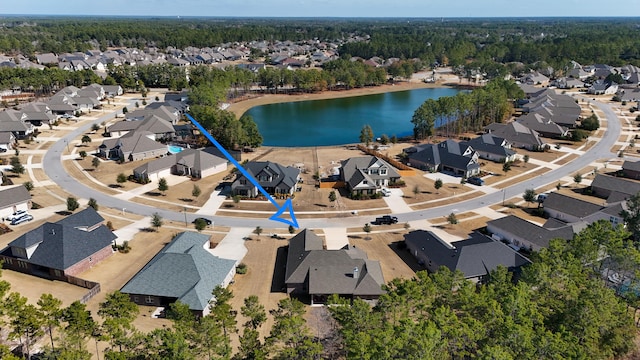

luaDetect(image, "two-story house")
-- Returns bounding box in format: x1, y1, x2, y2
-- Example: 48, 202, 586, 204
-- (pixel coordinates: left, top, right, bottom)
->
340, 156, 401, 196
231, 161, 300, 197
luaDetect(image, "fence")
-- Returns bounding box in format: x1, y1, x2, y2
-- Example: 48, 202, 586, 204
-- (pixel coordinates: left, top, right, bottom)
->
67, 275, 101, 304
356, 144, 416, 176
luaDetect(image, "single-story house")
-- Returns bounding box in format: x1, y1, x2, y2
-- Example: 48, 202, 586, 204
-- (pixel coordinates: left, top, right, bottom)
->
516, 113, 569, 139
103, 85, 124, 97
99, 130, 168, 162
404, 230, 531, 283
106, 114, 175, 140
485, 122, 545, 151
486, 215, 578, 252
120, 231, 236, 317
461, 134, 517, 163
0, 131, 15, 151
231, 161, 300, 197
133, 148, 227, 183
542, 192, 606, 224
0, 185, 31, 220
404, 139, 480, 178
0, 207, 116, 279
590, 174, 640, 204
622, 160, 640, 180
285, 229, 385, 305
340, 156, 401, 196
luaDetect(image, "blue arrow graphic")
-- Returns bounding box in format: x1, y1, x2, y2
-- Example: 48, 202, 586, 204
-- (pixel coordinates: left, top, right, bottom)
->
186, 113, 299, 228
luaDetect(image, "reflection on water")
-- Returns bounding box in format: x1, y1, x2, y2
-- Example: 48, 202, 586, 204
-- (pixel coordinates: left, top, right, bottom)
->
246, 87, 460, 147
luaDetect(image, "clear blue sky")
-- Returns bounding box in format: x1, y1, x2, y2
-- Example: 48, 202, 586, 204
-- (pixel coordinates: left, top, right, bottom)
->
5, 0, 640, 18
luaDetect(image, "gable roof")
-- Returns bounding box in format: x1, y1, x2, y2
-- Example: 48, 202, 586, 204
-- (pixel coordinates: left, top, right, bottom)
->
404, 230, 530, 279
406, 139, 479, 171
120, 232, 236, 312
543, 192, 604, 219
340, 155, 401, 188
285, 229, 385, 296
591, 174, 640, 197
487, 215, 575, 248
7, 207, 116, 271
623, 160, 640, 172
485, 122, 544, 148
236, 161, 300, 191
462, 134, 516, 158
0, 185, 31, 210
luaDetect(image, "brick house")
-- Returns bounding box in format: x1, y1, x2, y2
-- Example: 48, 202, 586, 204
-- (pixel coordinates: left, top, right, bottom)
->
0, 207, 116, 280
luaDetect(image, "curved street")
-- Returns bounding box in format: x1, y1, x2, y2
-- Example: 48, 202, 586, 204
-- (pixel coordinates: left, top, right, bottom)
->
43, 99, 621, 229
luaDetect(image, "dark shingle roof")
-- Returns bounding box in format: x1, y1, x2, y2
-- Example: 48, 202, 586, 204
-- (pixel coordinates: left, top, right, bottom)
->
623, 160, 640, 172
543, 192, 604, 219
8, 207, 116, 271
592, 174, 640, 197
120, 232, 236, 312
487, 215, 574, 248
285, 229, 385, 296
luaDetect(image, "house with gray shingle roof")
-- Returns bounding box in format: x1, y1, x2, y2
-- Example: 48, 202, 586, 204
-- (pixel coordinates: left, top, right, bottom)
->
0, 185, 31, 220
516, 113, 569, 139
404, 230, 530, 283
0, 131, 15, 152
591, 174, 640, 204
0, 109, 35, 139
622, 160, 640, 180
120, 231, 236, 316
0, 207, 116, 280
461, 134, 516, 163
543, 192, 605, 224
485, 121, 545, 151
404, 139, 480, 178
107, 114, 175, 139
486, 215, 578, 251
99, 130, 168, 162
340, 156, 401, 196
231, 161, 300, 197
285, 229, 385, 305
133, 147, 227, 183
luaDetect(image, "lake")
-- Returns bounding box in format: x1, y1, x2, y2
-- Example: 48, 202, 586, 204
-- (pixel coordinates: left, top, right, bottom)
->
246, 87, 460, 147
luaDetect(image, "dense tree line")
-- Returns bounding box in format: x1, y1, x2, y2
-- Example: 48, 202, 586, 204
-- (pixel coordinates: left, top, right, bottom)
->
1, 220, 639, 358
411, 78, 525, 139
329, 220, 640, 360
2, 18, 640, 72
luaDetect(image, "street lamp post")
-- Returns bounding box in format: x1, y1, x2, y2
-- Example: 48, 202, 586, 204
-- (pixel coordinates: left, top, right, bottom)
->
184, 207, 187, 227
502, 188, 506, 206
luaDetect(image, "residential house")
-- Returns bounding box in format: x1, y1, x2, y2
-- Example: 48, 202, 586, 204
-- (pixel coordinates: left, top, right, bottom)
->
285, 229, 385, 305
404, 230, 530, 283
231, 161, 300, 197
147, 100, 189, 115
485, 122, 545, 151
0, 109, 35, 139
18, 102, 56, 126
0, 131, 15, 151
588, 80, 618, 95
486, 215, 577, 252
404, 139, 480, 177
120, 231, 236, 317
543, 192, 626, 227
0, 208, 116, 279
590, 174, 640, 204
516, 113, 569, 138
340, 156, 401, 196
521, 71, 550, 86
461, 134, 517, 163
126, 106, 180, 125
0, 185, 31, 220
106, 115, 175, 139
99, 130, 168, 162
622, 160, 640, 180
133, 148, 227, 183
103, 85, 124, 97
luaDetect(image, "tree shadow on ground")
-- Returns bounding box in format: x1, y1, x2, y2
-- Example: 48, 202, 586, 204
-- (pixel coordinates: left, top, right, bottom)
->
179, 198, 193, 203
55, 211, 72, 216
145, 191, 162, 197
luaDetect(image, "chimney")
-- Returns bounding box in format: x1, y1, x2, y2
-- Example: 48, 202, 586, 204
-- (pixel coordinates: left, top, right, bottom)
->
353, 266, 359, 279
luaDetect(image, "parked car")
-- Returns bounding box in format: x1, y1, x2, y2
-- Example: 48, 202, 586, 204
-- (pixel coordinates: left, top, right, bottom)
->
10, 214, 33, 225
192, 217, 213, 226
380, 188, 392, 197
373, 215, 398, 225
7, 210, 29, 221
0, 148, 7, 153
61, 113, 73, 119
537, 193, 549, 203
467, 177, 485, 186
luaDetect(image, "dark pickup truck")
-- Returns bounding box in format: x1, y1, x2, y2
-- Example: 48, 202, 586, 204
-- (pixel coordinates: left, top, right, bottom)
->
373, 215, 398, 225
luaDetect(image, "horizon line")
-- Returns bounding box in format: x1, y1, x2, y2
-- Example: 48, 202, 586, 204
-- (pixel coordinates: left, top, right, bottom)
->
2, 14, 640, 19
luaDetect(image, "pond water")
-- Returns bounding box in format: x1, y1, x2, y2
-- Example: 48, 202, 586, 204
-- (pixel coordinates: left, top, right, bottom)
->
246, 87, 460, 147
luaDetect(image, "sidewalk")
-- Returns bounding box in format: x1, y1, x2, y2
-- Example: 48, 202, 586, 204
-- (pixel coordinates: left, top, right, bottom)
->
208, 227, 251, 263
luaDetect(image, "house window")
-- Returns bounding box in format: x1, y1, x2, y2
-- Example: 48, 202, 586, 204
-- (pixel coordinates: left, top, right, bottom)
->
89, 257, 93, 262
4, 258, 11, 265
145, 296, 154, 304
362, 180, 368, 185
610, 216, 619, 225
18, 261, 28, 269
379, 169, 387, 175
133, 296, 139, 303
240, 179, 247, 185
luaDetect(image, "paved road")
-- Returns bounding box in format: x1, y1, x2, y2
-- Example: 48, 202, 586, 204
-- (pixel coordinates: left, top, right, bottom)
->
43, 100, 620, 229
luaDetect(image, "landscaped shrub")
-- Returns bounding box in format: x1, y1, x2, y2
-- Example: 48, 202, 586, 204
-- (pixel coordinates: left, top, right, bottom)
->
236, 263, 248, 274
